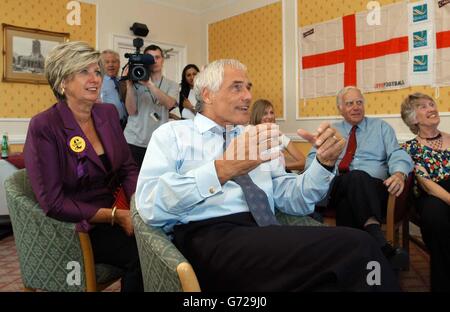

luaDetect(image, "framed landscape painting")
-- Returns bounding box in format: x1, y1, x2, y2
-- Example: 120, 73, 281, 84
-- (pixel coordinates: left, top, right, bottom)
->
2, 24, 69, 84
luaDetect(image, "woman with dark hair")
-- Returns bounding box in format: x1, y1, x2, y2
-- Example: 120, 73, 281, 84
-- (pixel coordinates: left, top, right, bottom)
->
179, 64, 200, 119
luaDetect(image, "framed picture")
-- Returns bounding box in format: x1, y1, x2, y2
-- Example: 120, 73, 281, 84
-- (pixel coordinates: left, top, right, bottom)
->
2, 24, 69, 84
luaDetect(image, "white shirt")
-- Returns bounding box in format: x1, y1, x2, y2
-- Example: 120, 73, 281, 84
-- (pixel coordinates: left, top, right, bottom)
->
136, 113, 336, 233
181, 89, 196, 120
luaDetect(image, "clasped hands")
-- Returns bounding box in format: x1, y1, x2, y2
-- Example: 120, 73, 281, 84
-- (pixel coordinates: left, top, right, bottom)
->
297, 122, 346, 167
215, 122, 345, 184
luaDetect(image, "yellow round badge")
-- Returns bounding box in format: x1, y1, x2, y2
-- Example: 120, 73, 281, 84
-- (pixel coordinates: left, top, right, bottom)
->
69, 136, 86, 153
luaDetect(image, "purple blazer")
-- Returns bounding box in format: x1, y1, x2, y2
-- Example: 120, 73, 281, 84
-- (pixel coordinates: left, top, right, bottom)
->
24, 101, 139, 232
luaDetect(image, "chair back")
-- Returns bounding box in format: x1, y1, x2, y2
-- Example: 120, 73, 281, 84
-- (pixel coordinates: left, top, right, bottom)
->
4, 169, 122, 291
130, 195, 326, 291
131, 195, 201, 291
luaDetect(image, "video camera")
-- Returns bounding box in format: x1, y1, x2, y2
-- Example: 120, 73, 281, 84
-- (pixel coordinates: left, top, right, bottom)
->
123, 38, 155, 82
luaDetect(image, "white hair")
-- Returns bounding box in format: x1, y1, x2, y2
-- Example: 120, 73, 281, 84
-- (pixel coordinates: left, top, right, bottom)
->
193, 59, 247, 113
336, 86, 363, 108
101, 49, 120, 60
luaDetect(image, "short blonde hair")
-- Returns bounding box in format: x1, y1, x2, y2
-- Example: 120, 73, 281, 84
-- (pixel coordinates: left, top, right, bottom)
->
45, 41, 101, 100
250, 99, 273, 125
400, 93, 435, 134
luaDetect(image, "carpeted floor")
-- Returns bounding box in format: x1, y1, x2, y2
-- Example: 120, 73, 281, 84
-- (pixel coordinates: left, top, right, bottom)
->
398, 237, 430, 292
0, 230, 430, 292
0, 235, 120, 292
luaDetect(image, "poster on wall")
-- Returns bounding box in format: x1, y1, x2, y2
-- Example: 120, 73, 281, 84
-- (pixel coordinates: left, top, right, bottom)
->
434, 0, 450, 86
299, 2, 409, 99
408, 0, 435, 86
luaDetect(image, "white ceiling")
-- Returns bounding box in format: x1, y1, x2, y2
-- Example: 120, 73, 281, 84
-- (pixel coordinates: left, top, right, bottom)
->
144, 0, 238, 14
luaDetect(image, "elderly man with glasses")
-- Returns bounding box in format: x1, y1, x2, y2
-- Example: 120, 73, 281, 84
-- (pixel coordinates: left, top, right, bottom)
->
306, 86, 413, 271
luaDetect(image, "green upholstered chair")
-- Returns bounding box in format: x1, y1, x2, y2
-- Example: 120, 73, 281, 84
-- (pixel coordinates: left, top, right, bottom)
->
131, 195, 200, 292
131, 195, 324, 292
4, 169, 123, 292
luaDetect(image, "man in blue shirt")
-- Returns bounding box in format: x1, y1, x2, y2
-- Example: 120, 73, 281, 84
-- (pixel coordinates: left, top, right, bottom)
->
136, 60, 400, 291
100, 50, 128, 129
306, 86, 413, 270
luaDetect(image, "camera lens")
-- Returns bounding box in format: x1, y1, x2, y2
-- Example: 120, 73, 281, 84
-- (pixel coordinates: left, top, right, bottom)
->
132, 65, 146, 80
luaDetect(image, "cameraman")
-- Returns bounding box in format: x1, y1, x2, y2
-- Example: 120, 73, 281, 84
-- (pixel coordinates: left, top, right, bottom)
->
124, 44, 179, 168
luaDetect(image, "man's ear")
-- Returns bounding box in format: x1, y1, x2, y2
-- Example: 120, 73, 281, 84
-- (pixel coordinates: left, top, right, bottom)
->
202, 88, 213, 105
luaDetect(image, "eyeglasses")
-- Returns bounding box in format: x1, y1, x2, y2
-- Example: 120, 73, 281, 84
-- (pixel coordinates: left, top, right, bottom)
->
344, 99, 364, 107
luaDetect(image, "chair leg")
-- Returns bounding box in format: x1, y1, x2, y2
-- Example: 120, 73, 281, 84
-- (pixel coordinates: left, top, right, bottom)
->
386, 194, 396, 245
402, 219, 410, 271
403, 219, 410, 253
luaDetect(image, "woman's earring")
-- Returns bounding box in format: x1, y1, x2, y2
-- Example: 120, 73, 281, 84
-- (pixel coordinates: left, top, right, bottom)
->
61, 85, 65, 96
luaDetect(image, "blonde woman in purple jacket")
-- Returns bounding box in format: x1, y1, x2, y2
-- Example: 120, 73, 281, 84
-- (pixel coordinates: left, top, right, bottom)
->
24, 41, 143, 292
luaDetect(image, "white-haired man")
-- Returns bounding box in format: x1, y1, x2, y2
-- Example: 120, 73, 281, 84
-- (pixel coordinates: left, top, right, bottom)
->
100, 50, 128, 129
136, 60, 401, 291
306, 86, 413, 270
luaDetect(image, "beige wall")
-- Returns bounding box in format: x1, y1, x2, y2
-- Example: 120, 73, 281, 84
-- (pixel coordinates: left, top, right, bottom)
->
204, 0, 450, 142
208, 3, 283, 117
200, 0, 280, 64
95, 0, 203, 67
202, 0, 301, 138
9, 144, 23, 154
0, 0, 96, 118
3, 0, 450, 145
96, 0, 279, 69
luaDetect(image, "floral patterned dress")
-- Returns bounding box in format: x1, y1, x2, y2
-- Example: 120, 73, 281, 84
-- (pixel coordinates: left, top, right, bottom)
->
402, 138, 450, 196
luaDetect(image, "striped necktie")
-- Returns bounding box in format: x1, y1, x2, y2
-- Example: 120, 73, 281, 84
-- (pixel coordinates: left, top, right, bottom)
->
223, 130, 280, 226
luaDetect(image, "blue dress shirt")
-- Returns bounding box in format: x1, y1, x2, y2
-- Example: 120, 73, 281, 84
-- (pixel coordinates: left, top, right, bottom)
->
305, 117, 413, 180
100, 75, 127, 121
136, 113, 336, 233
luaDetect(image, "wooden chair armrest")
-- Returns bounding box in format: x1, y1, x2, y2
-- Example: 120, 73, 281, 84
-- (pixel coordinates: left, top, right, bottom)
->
78, 232, 97, 292
176, 262, 201, 292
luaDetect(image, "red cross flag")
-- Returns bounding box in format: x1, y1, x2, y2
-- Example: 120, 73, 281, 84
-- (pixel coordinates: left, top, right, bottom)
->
435, 0, 450, 86
300, 2, 409, 99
